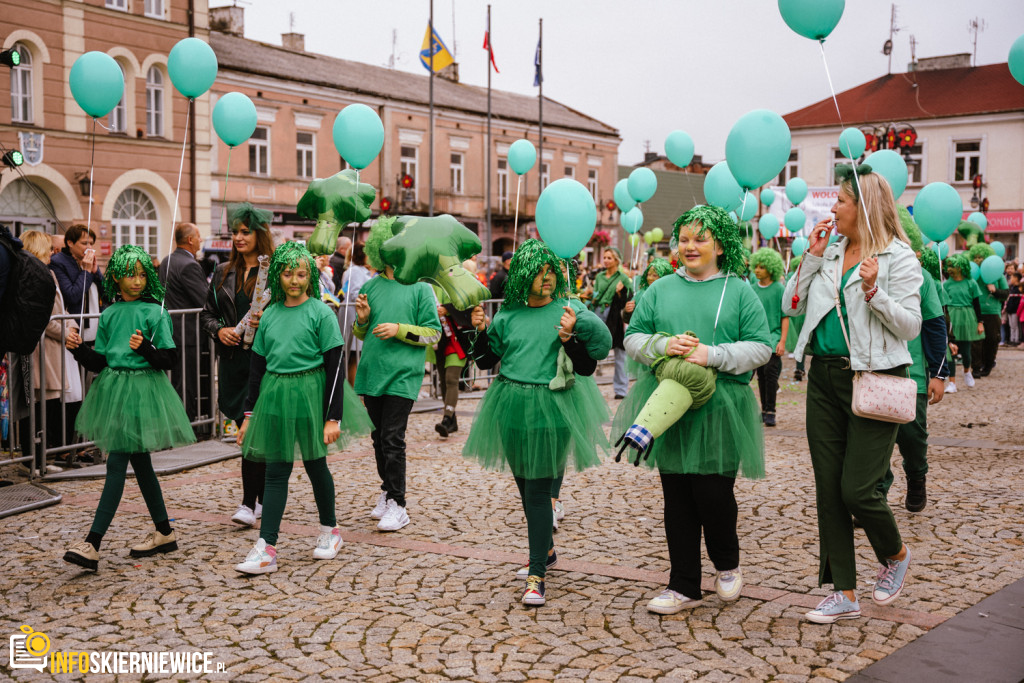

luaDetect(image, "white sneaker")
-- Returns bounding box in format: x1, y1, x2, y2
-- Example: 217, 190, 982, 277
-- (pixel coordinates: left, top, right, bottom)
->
715, 568, 742, 602
255, 502, 262, 519
964, 372, 975, 388
235, 538, 277, 574
377, 499, 410, 532
312, 526, 343, 560
370, 491, 388, 520
945, 381, 958, 394
231, 504, 256, 527
554, 500, 565, 522
647, 588, 702, 614
552, 509, 559, 532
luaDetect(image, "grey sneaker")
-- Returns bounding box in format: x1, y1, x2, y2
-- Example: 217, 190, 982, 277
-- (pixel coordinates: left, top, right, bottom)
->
806, 592, 861, 624
873, 546, 912, 605
370, 491, 388, 520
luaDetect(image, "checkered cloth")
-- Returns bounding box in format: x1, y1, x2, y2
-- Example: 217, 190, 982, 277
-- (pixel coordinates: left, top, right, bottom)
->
623, 424, 653, 451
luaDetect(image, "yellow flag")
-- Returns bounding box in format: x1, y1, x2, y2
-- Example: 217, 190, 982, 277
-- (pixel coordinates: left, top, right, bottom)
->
420, 23, 454, 73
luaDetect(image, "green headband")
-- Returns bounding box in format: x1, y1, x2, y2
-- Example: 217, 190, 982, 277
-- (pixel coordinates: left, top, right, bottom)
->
834, 163, 873, 202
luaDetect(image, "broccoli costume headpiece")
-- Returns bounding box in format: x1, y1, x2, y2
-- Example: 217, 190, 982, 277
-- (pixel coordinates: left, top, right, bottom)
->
897, 206, 924, 253
228, 202, 273, 232
749, 248, 785, 283
919, 247, 941, 281
945, 252, 972, 278
503, 239, 569, 308
671, 205, 746, 277
364, 216, 399, 273
968, 242, 995, 262
104, 244, 163, 301
267, 241, 319, 303
638, 258, 674, 291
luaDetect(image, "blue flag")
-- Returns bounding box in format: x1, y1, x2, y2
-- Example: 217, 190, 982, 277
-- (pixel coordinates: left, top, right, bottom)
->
533, 39, 542, 87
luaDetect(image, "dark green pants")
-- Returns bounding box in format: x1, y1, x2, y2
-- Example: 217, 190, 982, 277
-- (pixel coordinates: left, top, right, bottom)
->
880, 393, 929, 496
90, 452, 168, 537
259, 457, 336, 547
806, 357, 904, 591
514, 476, 555, 578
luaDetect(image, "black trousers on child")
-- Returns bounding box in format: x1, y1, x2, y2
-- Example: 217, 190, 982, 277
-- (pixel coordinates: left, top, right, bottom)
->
363, 393, 414, 507
660, 472, 739, 600
971, 313, 1001, 374
755, 354, 781, 414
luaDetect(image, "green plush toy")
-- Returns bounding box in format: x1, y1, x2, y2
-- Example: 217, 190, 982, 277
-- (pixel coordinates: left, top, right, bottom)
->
297, 169, 376, 256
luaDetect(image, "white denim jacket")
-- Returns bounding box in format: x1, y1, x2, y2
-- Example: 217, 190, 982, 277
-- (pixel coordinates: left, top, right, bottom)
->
783, 237, 922, 371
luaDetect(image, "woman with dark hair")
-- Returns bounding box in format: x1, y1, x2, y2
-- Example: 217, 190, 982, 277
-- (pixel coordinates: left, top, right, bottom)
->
200, 203, 276, 527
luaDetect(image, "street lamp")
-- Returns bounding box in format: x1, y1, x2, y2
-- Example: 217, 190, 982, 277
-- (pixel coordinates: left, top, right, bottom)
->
75, 172, 92, 196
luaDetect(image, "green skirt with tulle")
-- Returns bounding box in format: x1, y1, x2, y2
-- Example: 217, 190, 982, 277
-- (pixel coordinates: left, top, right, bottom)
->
463, 374, 609, 480
785, 314, 805, 353
76, 368, 195, 454
948, 305, 983, 342
611, 370, 764, 479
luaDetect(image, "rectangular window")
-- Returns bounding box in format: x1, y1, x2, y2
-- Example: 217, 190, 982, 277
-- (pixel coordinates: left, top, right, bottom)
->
10, 55, 32, 124
450, 152, 464, 194
106, 0, 128, 10
296, 131, 315, 178
540, 162, 550, 190
249, 126, 269, 176
953, 140, 981, 183
146, 76, 163, 137
400, 145, 418, 199
564, 165, 575, 179
497, 158, 509, 213
339, 156, 348, 171
144, 0, 163, 18
777, 151, 798, 186
904, 144, 924, 185
587, 168, 598, 201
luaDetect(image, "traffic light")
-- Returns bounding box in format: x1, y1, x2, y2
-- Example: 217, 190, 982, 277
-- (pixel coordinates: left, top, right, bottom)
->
0, 47, 21, 68
2, 150, 24, 168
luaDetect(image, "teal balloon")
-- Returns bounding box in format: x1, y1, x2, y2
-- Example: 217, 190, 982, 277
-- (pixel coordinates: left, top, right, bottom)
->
627, 167, 657, 203
725, 109, 792, 190
785, 177, 807, 205
737, 192, 758, 221
760, 189, 775, 207
932, 242, 949, 260
778, 0, 845, 41
791, 236, 808, 256
758, 214, 781, 240
991, 241, 1006, 259
864, 149, 908, 200
969, 261, 981, 281
536, 178, 598, 258
69, 52, 124, 118
665, 130, 695, 168
1009, 34, 1024, 86
613, 179, 636, 213
704, 162, 743, 212
333, 104, 384, 169
980, 255, 1004, 284
839, 127, 866, 159
914, 182, 963, 242
508, 139, 536, 176
967, 211, 988, 231
212, 92, 257, 147
167, 38, 218, 99
620, 207, 643, 234
784, 208, 806, 232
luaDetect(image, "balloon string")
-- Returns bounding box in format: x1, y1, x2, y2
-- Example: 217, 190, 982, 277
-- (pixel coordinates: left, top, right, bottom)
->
162, 100, 192, 310
81, 117, 97, 334
219, 147, 232, 235
512, 176, 522, 253
330, 168, 360, 413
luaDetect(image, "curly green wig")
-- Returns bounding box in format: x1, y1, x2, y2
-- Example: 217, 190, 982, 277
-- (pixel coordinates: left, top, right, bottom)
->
639, 258, 674, 291
945, 252, 973, 278
503, 239, 569, 308
897, 206, 924, 253
968, 242, 995, 262
104, 244, 164, 301
267, 241, 320, 303
228, 202, 273, 231
750, 248, 785, 283
671, 205, 746, 277
364, 216, 399, 272
788, 255, 802, 273
919, 246, 941, 281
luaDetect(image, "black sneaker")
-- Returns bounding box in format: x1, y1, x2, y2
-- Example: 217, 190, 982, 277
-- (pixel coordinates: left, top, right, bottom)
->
763, 412, 776, 427
516, 550, 558, 579
434, 419, 449, 438
905, 477, 927, 512
793, 369, 804, 382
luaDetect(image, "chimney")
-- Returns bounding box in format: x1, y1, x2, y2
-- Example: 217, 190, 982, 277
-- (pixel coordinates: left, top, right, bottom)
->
644, 152, 659, 164
210, 6, 244, 36
282, 32, 305, 52
437, 62, 459, 83
909, 53, 971, 72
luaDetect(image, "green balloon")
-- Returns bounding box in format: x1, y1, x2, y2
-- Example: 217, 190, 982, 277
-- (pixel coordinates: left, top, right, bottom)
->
980, 255, 1004, 284
297, 169, 376, 255
69, 52, 124, 118
778, 0, 845, 41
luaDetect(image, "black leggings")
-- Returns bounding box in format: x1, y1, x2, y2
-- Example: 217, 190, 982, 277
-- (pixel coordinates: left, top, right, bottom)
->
241, 458, 266, 509
948, 337, 971, 378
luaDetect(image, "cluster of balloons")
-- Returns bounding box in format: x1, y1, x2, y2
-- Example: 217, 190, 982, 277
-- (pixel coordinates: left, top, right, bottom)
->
643, 227, 664, 245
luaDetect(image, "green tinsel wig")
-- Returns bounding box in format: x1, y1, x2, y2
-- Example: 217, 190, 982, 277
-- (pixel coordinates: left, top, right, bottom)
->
267, 241, 319, 303
365, 216, 399, 272
749, 248, 785, 283
671, 205, 746, 277
503, 239, 569, 308
897, 206, 924, 253
945, 253, 972, 278
228, 202, 273, 232
968, 242, 995, 262
919, 247, 941, 282
639, 258, 674, 291
104, 244, 164, 301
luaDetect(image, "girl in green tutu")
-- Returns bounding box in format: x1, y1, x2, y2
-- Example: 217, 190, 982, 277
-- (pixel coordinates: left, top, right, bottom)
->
612, 205, 772, 614
234, 241, 371, 575
941, 253, 984, 392
63, 245, 195, 572
464, 239, 612, 606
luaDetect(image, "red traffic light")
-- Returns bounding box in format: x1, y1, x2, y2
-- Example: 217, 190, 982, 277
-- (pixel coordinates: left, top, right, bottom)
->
380, 197, 392, 212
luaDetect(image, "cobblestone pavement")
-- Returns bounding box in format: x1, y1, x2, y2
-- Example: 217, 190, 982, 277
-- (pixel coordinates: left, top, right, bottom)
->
2, 349, 1023, 682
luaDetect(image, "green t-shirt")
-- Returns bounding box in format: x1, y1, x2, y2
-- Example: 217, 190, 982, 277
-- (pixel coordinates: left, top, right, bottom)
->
625, 273, 772, 384
487, 299, 611, 384
908, 272, 944, 394
252, 297, 344, 373
936, 280, 951, 307
590, 269, 632, 308
95, 299, 175, 369
752, 280, 784, 347
979, 275, 1008, 316
354, 277, 441, 400
943, 277, 982, 308
810, 264, 857, 357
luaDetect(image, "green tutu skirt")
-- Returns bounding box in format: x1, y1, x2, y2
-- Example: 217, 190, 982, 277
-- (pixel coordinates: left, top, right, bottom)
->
948, 305, 983, 342
463, 375, 609, 479
611, 371, 764, 479
76, 368, 195, 454
785, 314, 805, 353
243, 368, 371, 462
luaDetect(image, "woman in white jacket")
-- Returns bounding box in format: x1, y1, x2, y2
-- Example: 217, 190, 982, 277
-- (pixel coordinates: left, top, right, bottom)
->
783, 166, 922, 624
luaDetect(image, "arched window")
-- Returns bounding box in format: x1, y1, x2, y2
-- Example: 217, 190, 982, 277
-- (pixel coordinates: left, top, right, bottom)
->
10, 43, 32, 123
146, 67, 164, 137
110, 62, 127, 133
112, 188, 159, 256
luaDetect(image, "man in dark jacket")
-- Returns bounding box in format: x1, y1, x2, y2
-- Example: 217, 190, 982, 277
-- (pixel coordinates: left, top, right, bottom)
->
488, 251, 513, 300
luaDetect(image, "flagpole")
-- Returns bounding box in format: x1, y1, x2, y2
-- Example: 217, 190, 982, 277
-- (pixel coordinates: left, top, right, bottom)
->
485, 4, 493, 260
537, 18, 543, 206
429, 0, 435, 217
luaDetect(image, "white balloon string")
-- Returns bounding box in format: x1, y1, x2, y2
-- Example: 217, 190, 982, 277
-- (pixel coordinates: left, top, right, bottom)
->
161, 101, 192, 310
329, 167, 361, 410
219, 146, 232, 235
512, 175, 522, 252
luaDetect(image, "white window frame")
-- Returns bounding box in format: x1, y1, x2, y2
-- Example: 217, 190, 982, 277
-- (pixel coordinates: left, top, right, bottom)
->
777, 151, 798, 186
540, 162, 550, 191
249, 126, 270, 176
450, 152, 464, 195
905, 143, 925, 186
952, 139, 983, 184
106, 0, 128, 10
587, 168, 598, 201
400, 145, 419, 200
108, 62, 127, 134
296, 130, 315, 179
10, 44, 32, 124
497, 158, 509, 213
145, 67, 164, 137
144, 0, 164, 19
112, 188, 160, 257
563, 165, 575, 179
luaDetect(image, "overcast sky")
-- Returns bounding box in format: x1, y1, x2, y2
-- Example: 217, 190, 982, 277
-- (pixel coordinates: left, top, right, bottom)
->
225, 0, 1023, 165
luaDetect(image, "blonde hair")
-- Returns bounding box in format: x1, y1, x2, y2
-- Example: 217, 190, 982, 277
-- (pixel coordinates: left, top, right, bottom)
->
840, 172, 909, 256
20, 230, 52, 261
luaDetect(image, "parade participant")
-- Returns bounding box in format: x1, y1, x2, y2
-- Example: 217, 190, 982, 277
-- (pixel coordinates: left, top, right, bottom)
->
784, 166, 922, 624
62, 245, 195, 571
355, 217, 442, 532
614, 205, 772, 614
967, 244, 1008, 377
427, 284, 473, 438
942, 253, 984, 392
749, 248, 788, 426
589, 247, 632, 399
1007, 271, 1022, 346
234, 241, 366, 575
201, 203, 276, 527
465, 239, 611, 606
785, 256, 806, 382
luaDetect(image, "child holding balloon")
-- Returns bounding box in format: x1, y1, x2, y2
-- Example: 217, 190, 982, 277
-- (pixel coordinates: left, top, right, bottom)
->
942, 254, 984, 392
749, 248, 788, 426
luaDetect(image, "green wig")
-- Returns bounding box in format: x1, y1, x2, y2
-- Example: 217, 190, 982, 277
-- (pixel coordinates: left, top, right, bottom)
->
228, 202, 273, 231
968, 242, 995, 262
267, 241, 320, 303
897, 206, 924, 253
945, 252, 972, 278
919, 247, 941, 282
503, 239, 569, 308
104, 244, 164, 301
638, 258, 674, 291
364, 216, 399, 272
788, 255, 802, 273
671, 205, 746, 277
749, 248, 785, 283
